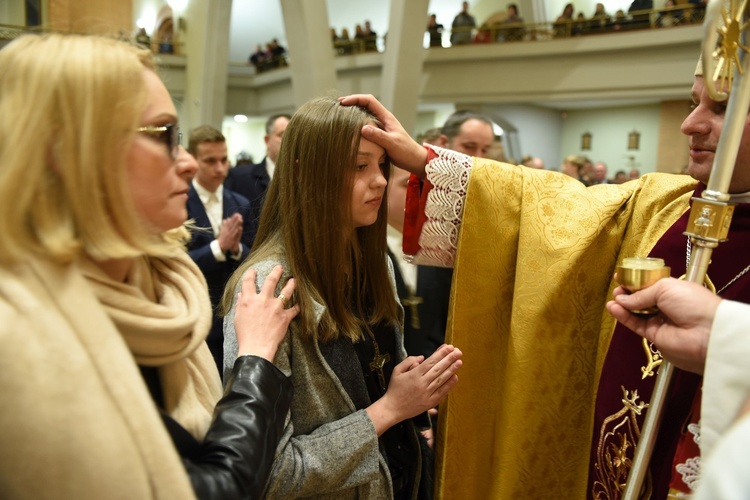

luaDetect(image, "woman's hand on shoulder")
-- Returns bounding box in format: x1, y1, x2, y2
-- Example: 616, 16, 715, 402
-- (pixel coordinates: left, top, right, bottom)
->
234, 265, 300, 362
365, 344, 462, 435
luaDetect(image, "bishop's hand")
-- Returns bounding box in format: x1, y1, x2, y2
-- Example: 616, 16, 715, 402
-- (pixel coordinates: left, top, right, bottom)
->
338, 94, 428, 177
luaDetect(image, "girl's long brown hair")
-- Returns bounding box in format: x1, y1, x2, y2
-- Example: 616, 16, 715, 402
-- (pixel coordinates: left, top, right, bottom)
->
222, 96, 399, 343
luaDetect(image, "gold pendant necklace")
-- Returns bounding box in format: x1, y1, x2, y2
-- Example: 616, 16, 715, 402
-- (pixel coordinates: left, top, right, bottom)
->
365, 328, 391, 391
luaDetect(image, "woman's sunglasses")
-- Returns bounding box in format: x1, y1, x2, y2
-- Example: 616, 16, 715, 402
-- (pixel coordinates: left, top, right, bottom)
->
137, 123, 182, 159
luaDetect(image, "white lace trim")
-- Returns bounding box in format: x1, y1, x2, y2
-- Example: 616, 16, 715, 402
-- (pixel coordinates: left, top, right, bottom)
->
675, 457, 701, 492
688, 421, 701, 446
410, 145, 473, 267
674, 421, 701, 492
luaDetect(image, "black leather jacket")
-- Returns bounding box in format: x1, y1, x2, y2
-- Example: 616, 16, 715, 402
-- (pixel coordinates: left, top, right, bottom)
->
157, 355, 292, 499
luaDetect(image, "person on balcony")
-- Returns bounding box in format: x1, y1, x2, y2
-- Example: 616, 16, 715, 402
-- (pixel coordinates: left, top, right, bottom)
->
657, 0, 682, 27
589, 2, 612, 32
498, 3, 526, 42
450, 1, 476, 45
628, 0, 655, 29
364, 20, 378, 52
553, 3, 575, 37
339, 28, 353, 55
427, 14, 444, 47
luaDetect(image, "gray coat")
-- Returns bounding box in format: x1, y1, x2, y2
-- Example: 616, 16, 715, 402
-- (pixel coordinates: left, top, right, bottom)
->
224, 255, 424, 499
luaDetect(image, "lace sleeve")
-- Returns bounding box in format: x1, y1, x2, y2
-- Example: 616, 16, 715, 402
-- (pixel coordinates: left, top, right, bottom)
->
412, 145, 473, 267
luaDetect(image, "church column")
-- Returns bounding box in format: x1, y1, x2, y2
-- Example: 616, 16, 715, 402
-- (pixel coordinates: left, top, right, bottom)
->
280, 0, 337, 108
182, 0, 232, 130
529, 0, 548, 24
46, 0, 131, 33
3, 1, 25, 25
380, 0, 430, 135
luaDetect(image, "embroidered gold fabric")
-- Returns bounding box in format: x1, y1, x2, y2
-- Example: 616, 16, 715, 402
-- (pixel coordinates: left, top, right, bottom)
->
667, 488, 693, 499
434, 157, 698, 499
641, 339, 663, 379
592, 386, 653, 499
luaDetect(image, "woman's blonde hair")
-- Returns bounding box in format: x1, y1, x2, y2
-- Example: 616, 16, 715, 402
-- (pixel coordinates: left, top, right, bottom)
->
222, 96, 400, 343
0, 33, 182, 264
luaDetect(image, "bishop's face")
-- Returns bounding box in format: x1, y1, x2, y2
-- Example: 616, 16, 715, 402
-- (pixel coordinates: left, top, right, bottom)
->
681, 76, 750, 193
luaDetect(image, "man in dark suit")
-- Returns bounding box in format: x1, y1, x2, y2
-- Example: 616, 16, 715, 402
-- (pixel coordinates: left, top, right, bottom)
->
186, 125, 255, 374
224, 113, 290, 228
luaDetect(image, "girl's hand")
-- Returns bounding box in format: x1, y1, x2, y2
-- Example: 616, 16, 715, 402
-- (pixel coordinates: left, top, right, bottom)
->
366, 344, 462, 435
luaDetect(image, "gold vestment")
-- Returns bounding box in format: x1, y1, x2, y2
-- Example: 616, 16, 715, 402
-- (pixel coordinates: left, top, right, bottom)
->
435, 160, 696, 498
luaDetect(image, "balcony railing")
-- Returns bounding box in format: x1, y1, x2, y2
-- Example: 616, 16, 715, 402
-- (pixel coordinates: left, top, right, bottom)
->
0, 23, 40, 49
444, 4, 705, 45
332, 35, 379, 56
0, 23, 185, 54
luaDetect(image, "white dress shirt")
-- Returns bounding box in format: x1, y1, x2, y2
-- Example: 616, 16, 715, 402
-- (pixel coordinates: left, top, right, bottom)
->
192, 180, 242, 262
387, 224, 417, 294
266, 156, 276, 180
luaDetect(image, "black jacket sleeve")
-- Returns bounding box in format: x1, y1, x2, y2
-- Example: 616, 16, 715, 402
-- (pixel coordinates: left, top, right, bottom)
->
183, 355, 292, 499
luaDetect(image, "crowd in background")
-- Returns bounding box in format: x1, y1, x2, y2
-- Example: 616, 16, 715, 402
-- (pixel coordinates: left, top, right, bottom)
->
331, 20, 379, 55
127, 0, 710, 70
556, 154, 642, 185
430, 0, 707, 47
248, 39, 287, 72
225, 0, 709, 71
415, 126, 648, 183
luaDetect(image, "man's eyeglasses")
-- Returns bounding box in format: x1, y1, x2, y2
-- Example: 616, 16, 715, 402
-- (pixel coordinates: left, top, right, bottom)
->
137, 123, 182, 159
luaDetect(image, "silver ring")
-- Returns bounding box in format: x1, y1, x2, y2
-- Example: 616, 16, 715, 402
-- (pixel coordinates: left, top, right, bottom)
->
278, 293, 288, 306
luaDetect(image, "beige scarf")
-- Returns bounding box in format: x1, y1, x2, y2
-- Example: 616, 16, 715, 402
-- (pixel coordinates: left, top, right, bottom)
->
0, 252, 222, 498
79, 253, 222, 438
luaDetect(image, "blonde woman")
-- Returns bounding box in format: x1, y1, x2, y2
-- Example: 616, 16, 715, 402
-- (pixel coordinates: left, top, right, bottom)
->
223, 97, 463, 499
0, 34, 297, 499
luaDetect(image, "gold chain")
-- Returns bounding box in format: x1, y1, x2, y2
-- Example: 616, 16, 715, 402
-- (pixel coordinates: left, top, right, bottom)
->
686, 237, 750, 295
